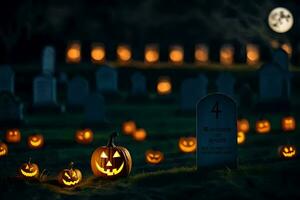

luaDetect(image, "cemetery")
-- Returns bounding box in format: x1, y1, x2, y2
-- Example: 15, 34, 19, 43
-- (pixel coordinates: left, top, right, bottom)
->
0, 1, 300, 200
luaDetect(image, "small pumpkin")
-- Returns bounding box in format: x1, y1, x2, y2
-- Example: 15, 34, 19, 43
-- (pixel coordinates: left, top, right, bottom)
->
278, 145, 297, 159
58, 162, 82, 187
132, 128, 147, 141
91, 132, 132, 178
5, 129, 21, 143
157, 77, 172, 95
145, 150, 164, 164
0, 142, 8, 157
256, 119, 271, 134
237, 119, 250, 133
281, 116, 296, 132
178, 137, 197, 153
19, 158, 39, 179
27, 134, 44, 149
122, 121, 136, 135
75, 129, 94, 144
237, 131, 246, 145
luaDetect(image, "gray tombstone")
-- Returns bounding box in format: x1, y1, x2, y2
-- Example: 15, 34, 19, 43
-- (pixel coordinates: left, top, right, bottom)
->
272, 49, 289, 71
84, 93, 106, 124
67, 76, 89, 107
131, 72, 147, 96
180, 74, 208, 111
0, 92, 23, 125
96, 66, 118, 93
59, 72, 68, 84
42, 46, 55, 75
33, 74, 57, 105
0, 65, 14, 93
197, 93, 237, 169
216, 73, 235, 99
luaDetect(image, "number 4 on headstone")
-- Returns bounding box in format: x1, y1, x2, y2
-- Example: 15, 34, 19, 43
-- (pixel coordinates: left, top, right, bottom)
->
211, 102, 221, 119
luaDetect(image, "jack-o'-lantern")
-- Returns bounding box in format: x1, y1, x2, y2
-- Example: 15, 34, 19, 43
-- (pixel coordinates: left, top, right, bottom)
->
169, 45, 184, 64
145, 44, 159, 63
117, 44, 131, 62
145, 150, 164, 164
157, 77, 172, 95
195, 44, 209, 63
237, 119, 250, 133
19, 158, 39, 179
91, 132, 132, 178
122, 121, 136, 135
256, 119, 271, 134
237, 131, 246, 145
91, 43, 105, 64
5, 129, 21, 143
278, 145, 297, 159
220, 44, 234, 66
178, 137, 197, 153
27, 134, 44, 149
58, 162, 82, 187
281, 43, 292, 58
132, 128, 147, 141
75, 129, 94, 144
246, 44, 260, 65
66, 42, 81, 63
0, 142, 8, 157
281, 116, 296, 132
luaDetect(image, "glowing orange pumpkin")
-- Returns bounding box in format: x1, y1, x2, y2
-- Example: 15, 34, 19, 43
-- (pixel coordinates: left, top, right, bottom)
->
75, 129, 94, 144
117, 45, 131, 62
157, 77, 172, 95
132, 128, 147, 141
19, 158, 39, 180
246, 44, 260, 65
27, 134, 44, 149
281, 43, 292, 58
66, 42, 81, 63
237, 131, 246, 145
220, 45, 234, 66
91, 44, 105, 63
178, 137, 197, 153
281, 116, 296, 132
169, 45, 184, 64
278, 145, 297, 159
145, 150, 164, 164
0, 142, 8, 157
58, 162, 82, 187
5, 129, 21, 143
122, 121, 136, 135
237, 119, 250, 133
145, 45, 159, 63
256, 119, 271, 134
195, 44, 208, 63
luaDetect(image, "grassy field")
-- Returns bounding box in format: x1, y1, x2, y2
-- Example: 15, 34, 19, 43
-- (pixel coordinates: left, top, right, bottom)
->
0, 95, 299, 200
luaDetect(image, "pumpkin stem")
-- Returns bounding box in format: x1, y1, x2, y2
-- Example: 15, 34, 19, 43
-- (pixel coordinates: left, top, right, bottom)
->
107, 132, 117, 147
69, 162, 74, 169
28, 157, 32, 164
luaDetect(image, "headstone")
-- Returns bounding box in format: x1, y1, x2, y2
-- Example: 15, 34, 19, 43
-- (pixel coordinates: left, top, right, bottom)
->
59, 72, 68, 84
197, 93, 237, 169
0, 92, 23, 126
42, 46, 55, 75
67, 76, 89, 107
0, 65, 14, 93
96, 66, 118, 93
216, 73, 235, 99
130, 72, 147, 96
84, 93, 106, 124
33, 74, 57, 105
272, 49, 288, 71
180, 74, 208, 111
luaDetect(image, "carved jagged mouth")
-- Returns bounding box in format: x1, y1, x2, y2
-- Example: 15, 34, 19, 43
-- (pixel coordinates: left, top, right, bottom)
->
30, 140, 42, 147
20, 169, 38, 177
0, 150, 7, 156
179, 145, 196, 152
62, 179, 80, 186
95, 162, 124, 176
283, 151, 296, 157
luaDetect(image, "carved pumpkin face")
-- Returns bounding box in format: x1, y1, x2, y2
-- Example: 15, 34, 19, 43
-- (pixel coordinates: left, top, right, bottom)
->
281, 116, 296, 132
27, 134, 44, 149
122, 121, 136, 135
256, 120, 271, 134
237, 131, 246, 145
58, 163, 82, 187
91, 132, 132, 178
178, 137, 197, 153
157, 77, 172, 95
237, 119, 250, 133
19, 160, 39, 179
5, 129, 21, 143
132, 128, 147, 141
0, 142, 8, 157
66, 42, 81, 63
75, 129, 94, 144
145, 150, 164, 164
278, 145, 297, 159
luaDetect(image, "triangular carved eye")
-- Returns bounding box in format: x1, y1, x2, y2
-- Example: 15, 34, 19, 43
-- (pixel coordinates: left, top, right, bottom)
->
113, 151, 120, 158
100, 152, 108, 158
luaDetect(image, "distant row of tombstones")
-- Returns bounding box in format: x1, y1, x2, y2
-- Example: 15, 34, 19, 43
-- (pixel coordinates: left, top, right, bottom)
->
0, 48, 291, 125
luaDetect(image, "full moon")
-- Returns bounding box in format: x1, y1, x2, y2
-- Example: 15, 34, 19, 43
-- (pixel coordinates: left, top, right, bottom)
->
268, 7, 293, 33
